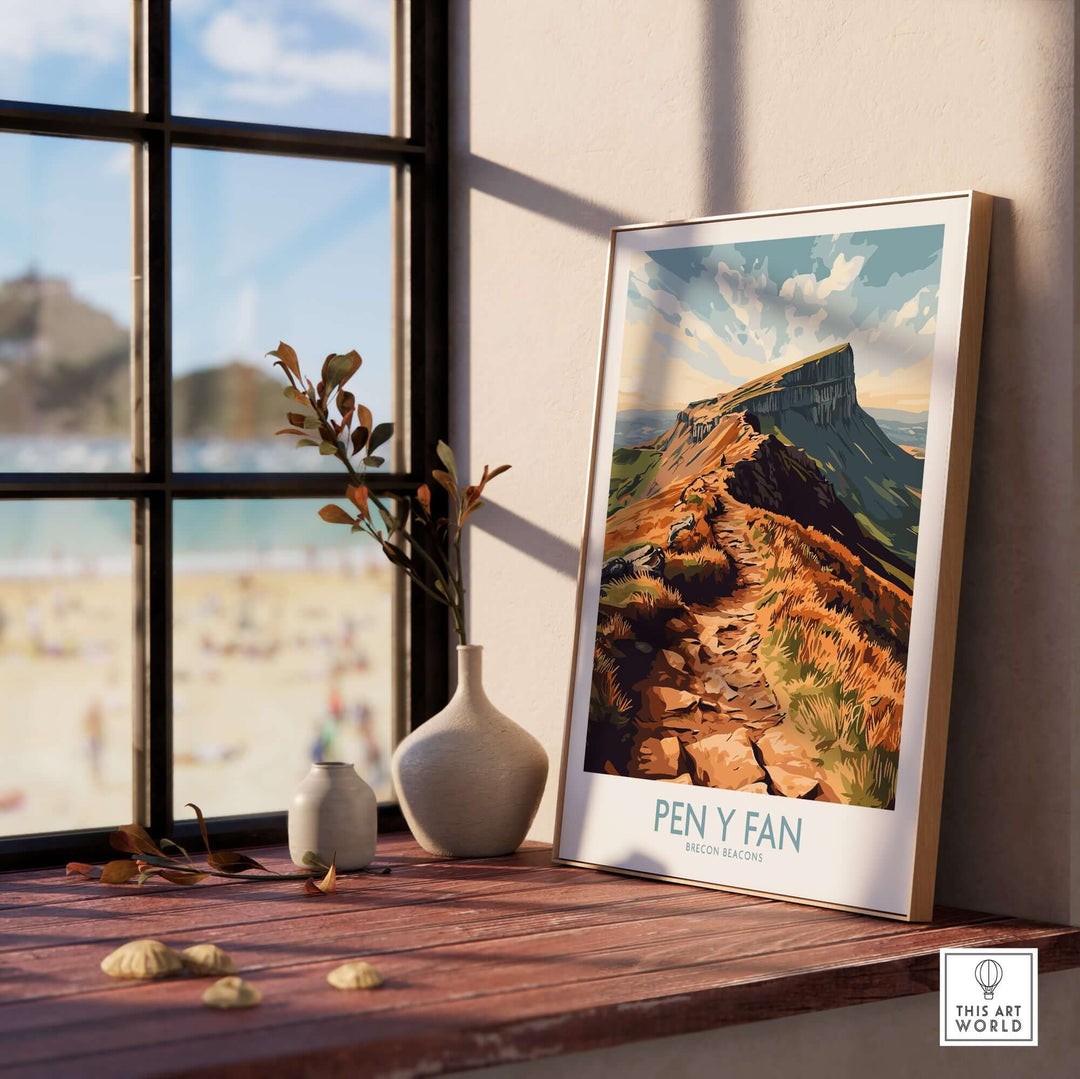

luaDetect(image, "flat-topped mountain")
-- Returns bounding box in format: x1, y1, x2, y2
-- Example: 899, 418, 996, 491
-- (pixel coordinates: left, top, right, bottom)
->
623, 343, 924, 574
681, 342, 859, 430
588, 341, 925, 809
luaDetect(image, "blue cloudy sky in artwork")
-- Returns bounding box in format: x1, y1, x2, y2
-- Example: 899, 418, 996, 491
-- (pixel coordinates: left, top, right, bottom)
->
619, 225, 945, 414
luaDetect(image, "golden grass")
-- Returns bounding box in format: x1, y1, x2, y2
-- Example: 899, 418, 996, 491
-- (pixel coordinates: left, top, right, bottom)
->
749, 510, 909, 808
664, 546, 737, 603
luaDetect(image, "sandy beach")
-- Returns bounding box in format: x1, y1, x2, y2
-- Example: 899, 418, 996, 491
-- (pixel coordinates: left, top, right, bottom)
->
0, 561, 395, 839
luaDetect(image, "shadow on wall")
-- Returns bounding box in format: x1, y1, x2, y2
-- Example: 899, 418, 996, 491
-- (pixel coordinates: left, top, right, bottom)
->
473, 501, 579, 580
451, 0, 740, 577
450, 0, 1076, 926
937, 192, 1073, 924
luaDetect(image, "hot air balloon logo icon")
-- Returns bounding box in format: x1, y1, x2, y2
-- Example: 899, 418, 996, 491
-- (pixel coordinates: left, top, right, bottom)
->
974, 958, 1004, 1000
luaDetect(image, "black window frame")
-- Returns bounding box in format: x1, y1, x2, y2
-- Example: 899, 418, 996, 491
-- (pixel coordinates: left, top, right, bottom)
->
0, 1, 449, 870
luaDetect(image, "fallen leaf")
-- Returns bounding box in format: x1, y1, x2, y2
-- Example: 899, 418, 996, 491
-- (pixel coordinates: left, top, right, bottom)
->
109, 824, 166, 858
208, 850, 268, 873
185, 803, 213, 856
159, 871, 209, 886
65, 862, 96, 879
100, 860, 142, 885
303, 859, 337, 895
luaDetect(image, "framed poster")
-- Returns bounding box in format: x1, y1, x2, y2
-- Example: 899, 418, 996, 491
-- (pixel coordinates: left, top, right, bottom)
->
554, 192, 992, 921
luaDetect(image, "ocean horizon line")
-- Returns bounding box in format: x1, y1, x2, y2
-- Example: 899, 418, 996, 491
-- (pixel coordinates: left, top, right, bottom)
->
0, 546, 386, 581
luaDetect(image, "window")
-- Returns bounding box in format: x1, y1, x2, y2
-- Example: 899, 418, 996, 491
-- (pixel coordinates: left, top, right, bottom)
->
0, 2, 448, 868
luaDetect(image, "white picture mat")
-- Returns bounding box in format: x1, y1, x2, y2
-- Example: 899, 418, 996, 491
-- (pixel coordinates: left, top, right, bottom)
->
557, 194, 975, 917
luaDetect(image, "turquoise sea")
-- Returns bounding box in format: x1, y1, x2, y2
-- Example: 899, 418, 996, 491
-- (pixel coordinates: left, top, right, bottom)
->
0, 437, 383, 573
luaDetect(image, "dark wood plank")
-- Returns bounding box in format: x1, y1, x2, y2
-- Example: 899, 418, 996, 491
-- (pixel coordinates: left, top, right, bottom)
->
0, 840, 1075, 1079
0, 875, 768, 1004
0, 903, 997, 1059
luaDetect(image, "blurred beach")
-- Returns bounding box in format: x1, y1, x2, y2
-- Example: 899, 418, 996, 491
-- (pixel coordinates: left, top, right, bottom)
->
0, 499, 395, 839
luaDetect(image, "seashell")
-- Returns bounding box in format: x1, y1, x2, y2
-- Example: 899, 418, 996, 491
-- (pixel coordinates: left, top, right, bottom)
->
327, 960, 384, 990
180, 944, 237, 977
100, 939, 184, 980
202, 976, 261, 1009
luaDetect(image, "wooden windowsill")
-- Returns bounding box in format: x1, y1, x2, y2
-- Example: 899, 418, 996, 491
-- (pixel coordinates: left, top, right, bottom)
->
1, 834, 1077, 1077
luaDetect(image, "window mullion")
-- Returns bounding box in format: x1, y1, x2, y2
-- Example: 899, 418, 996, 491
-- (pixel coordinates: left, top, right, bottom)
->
141, 1, 173, 836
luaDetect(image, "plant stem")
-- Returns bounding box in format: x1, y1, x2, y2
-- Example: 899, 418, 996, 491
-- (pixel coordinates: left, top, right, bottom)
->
453, 530, 467, 645
135, 854, 381, 883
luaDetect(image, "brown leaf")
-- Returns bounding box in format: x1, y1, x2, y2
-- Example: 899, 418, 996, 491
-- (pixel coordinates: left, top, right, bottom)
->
368, 422, 393, 455
486, 463, 511, 481
351, 425, 369, 455
109, 823, 165, 858
436, 440, 457, 480
185, 803, 213, 856
159, 870, 209, 886
380, 540, 411, 570
355, 404, 373, 433
431, 469, 456, 498
416, 484, 431, 514
65, 862, 97, 879
287, 411, 307, 427
100, 859, 141, 885
346, 485, 369, 518
322, 351, 362, 393
274, 427, 309, 438
459, 499, 485, 527
268, 342, 301, 380
207, 850, 268, 873
303, 859, 337, 895
319, 504, 355, 525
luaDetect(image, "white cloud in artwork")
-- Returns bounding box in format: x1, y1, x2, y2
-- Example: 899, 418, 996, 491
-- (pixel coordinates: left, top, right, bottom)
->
630, 266, 779, 388
713, 263, 783, 367
779, 252, 865, 305
619, 317, 731, 412
621, 228, 945, 415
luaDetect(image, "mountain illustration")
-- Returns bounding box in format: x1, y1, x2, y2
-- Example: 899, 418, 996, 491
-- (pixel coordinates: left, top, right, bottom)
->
589, 342, 925, 809
0, 271, 284, 438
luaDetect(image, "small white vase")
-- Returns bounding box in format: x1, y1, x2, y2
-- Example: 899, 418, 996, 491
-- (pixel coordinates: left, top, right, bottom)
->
288, 762, 377, 870
392, 645, 548, 857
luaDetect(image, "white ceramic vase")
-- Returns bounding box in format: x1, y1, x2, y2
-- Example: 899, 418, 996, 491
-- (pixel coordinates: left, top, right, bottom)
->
392, 645, 548, 857
288, 761, 377, 870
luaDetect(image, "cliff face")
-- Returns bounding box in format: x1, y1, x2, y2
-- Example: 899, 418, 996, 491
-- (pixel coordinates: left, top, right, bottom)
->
675, 342, 857, 441
731, 343, 857, 426
651, 341, 925, 576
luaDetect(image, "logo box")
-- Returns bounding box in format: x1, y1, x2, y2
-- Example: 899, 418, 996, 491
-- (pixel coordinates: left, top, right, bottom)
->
939, 948, 1038, 1046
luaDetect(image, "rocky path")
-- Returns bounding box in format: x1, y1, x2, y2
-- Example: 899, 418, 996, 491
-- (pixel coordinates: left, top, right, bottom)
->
630, 509, 837, 801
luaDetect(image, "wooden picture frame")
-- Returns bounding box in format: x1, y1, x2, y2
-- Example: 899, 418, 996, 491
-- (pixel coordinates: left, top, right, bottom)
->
554, 192, 992, 920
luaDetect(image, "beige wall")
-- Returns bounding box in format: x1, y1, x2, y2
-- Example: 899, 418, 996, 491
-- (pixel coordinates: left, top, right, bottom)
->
449, 0, 1075, 929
